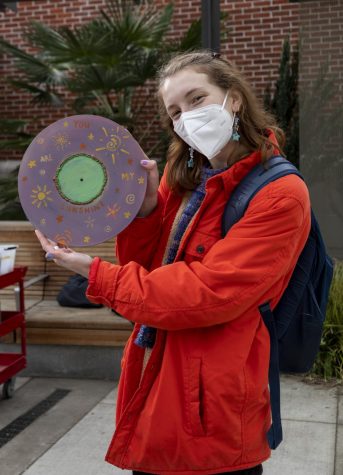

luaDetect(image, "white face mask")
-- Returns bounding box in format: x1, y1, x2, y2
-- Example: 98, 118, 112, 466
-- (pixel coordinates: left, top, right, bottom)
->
173, 92, 234, 160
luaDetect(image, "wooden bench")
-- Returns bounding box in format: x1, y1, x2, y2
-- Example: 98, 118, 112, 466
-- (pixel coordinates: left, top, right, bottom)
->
0, 221, 132, 348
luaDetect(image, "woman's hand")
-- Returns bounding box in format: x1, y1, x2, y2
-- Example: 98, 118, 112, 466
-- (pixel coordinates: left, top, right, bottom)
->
35, 230, 93, 278
138, 158, 159, 217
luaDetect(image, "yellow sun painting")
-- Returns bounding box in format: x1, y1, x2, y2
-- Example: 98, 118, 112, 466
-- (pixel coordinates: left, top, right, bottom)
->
53, 133, 70, 150
31, 184, 53, 208
95, 126, 131, 164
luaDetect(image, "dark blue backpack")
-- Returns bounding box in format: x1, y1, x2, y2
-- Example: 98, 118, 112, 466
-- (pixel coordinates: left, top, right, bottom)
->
222, 156, 334, 450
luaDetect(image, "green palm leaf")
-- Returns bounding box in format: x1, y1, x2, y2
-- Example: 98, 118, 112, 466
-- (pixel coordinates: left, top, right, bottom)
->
170, 18, 202, 52
10, 80, 64, 105
101, 1, 173, 48
0, 118, 27, 134
0, 118, 33, 150
0, 36, 67, 85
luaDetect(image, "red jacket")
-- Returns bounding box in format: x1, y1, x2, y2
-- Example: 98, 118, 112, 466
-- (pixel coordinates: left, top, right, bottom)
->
87, 149, 311, 474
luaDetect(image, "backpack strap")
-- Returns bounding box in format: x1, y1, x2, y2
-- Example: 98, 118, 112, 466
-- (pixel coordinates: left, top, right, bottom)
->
221, 156, 302, 450
221, 156, 302, 236
259, 302, 283, 449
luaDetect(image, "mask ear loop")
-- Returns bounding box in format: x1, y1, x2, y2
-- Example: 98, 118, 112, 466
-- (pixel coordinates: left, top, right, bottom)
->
221, 91, 229, 110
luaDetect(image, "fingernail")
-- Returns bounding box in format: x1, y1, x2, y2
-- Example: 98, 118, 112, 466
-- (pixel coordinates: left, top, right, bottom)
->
45, 252, 55, 261
140, 159, 149, 166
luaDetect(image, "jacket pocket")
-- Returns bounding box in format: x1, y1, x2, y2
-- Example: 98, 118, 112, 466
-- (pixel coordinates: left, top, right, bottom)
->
183, 230, 218, 263
184, 357, 207, 437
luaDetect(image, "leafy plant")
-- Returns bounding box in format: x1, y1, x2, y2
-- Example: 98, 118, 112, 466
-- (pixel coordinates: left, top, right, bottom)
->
264, 38, 299, 167
0, 167, 27, 220
0, 0, 202, 140
265, 37, 343, 182
0, 118, 32, 220
311, 260, 343, 381
265, 41, 343, 381
0, 118, 33, 150
298, 63, 343, 185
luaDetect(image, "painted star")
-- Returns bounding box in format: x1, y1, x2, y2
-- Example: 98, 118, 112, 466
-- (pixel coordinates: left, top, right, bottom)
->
85, 217, 95, 229
28, 160, 37, 168
83, 236, 91, 244
80, 143, 86, 150
63, 121, 69, 127
138, 176, 145, 184
22, 176, 28, 182
40, 154, 52, 163
88, 133, 94, 141
56, 215, 64, 223
127, 159, 133, 165
124, 211, 131, 219
106, 204, 120, 218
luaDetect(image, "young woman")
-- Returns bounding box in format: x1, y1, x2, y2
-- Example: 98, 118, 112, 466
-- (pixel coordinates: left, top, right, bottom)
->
36, 50, 311, 475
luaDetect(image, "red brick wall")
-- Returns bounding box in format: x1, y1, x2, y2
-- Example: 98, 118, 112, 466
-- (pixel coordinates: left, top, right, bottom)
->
222, 0, 299, 95
298, 0, 343, 91
0, 0, 299, 162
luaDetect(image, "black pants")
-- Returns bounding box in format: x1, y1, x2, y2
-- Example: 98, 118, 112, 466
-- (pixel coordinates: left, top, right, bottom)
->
133, 465, 263, 475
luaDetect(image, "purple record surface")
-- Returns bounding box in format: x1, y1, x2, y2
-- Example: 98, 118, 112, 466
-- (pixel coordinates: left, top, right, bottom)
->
18, 115, 147, 247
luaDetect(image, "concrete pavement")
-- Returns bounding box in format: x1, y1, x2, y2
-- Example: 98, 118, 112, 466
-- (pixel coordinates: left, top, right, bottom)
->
0, 375, 341, 475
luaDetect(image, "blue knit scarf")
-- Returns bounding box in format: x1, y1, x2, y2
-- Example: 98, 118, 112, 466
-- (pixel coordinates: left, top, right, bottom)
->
134, 166, 226, 349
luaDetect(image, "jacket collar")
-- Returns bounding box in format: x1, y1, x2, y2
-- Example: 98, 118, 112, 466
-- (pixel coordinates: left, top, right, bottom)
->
206, 131, 280, 197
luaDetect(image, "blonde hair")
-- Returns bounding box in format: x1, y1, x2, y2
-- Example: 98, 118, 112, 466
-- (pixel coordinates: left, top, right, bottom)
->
157, 50, 285, 193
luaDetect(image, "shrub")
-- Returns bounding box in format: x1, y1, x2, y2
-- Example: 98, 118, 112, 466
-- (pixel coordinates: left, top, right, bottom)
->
264, 38, 299, 167
311, 260, 343, 381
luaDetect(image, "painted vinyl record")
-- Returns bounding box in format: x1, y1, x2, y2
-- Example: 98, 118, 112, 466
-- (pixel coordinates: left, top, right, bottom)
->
18, 115, 147, 247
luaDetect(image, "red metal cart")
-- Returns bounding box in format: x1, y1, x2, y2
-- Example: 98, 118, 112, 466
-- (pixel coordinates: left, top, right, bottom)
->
0, 266, 27, 399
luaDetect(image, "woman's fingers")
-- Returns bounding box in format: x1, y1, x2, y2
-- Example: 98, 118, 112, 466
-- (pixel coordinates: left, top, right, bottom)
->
35, 229, 56, 252
35, 229, 70, 260
35, 229, 91, 276
140, 159, 159, 194
140, 158, 157, 171
139, 158, 159, 216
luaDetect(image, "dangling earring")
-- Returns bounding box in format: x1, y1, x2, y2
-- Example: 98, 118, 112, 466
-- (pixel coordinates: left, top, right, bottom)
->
187, 147, 195, 168
232, 113, 240, 142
